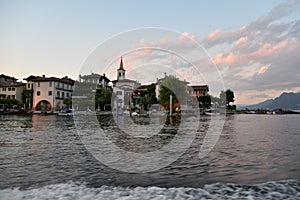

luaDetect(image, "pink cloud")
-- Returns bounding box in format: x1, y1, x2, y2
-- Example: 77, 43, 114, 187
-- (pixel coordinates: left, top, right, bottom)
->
250, 40, 288, 59
258, 65, 269, 74
213, 52, 238, 66
234, 36, 248, 47
178, 32, 198, 42
212, 39, 289, 67
159, 38, 169, 45
206, 29, 222, 40
262, 81, 298, 88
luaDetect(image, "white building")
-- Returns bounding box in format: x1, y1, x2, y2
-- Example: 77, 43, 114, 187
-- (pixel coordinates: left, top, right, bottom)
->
0, 74, 17, 83
112, 57, 141, 111
0, 74, 26, 104
29, 75, 75, 111
0, 82, 26, 103
79, 73, 110, 89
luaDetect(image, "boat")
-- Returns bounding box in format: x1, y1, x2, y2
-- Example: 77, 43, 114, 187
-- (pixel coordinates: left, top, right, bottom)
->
204, 108, 220, 116
58, 108, 74, 116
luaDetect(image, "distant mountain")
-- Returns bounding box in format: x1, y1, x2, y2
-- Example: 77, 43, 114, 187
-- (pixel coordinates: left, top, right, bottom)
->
241, 92, 300, 110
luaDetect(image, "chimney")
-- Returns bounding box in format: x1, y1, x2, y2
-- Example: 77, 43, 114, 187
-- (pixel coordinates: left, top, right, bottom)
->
42, 75, 45, 78
103, 73, 105, 77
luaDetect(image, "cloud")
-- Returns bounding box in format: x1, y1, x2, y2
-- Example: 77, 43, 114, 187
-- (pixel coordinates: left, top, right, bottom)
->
206, 29, 222, 40
108, 1, 299, 103
258, 65, 269, 74
178, 32, 198, 42
234, 36, 248, 48
200, 0, 300, 101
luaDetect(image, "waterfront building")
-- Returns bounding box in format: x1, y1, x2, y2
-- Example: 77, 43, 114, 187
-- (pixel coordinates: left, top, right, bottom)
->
188, 85, 209, 97
0, 74, 17, 83
79, 73, 110, 89
0, 74, 26, 104
23, 75, 41, 109
112, 57, 141, 111
26, 75, 75, 111
0, 82, 26, 103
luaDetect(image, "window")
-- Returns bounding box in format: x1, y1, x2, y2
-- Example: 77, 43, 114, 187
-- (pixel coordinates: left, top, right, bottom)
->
66, 93, 69, 97
27, 83, 30, 88
37, 91, 41, 96
7, 95, 11, 99
62, 83, 64, 89
62, 92, 65, 98
12, 88, 15, 91
37, 82, 40, 87
2, 88, 6, 91
12, 95, 15, 99
117, 91, 122, 95
49, 82, 52, 87
48, 91, 52, 96
8, 88, 11, 91
57, 83, 60, 88
57, 91, 60, 98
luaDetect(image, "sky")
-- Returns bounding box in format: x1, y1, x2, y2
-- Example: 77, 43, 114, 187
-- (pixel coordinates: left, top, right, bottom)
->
0, 0, 299, 104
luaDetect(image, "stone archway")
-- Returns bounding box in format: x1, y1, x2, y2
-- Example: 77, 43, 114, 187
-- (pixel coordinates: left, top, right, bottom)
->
35, 100, 52, 111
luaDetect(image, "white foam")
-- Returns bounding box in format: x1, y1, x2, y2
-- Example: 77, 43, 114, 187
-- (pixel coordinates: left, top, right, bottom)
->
0, 180, 299, 200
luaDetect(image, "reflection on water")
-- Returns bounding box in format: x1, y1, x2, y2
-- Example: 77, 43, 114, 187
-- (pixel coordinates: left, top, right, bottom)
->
0, 114, 299, 189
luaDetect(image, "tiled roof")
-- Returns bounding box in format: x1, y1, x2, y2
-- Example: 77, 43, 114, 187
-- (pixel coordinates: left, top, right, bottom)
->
29, 76, 75, 85
80, 73, 102, 79
0, 74, 17, 81
0, 82, 26, 87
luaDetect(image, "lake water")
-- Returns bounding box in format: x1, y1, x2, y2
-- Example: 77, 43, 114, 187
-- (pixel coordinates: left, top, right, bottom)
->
0, 114, 299, 199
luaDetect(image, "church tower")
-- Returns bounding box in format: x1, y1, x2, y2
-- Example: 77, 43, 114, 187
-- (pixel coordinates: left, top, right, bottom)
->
117, 57, 125, 80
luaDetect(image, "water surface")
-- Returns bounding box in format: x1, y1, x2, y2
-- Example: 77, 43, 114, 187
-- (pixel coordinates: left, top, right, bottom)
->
0, 114, 299, 199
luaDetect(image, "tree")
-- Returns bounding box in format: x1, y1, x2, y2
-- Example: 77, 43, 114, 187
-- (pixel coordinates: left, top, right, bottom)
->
219, 89, 235, 109
63, 98, 72, 108
159, 76, 188, 110
197, 95, 211, 108
95, 88, 112, 110
225, 89, 235, 105
147, 83, 158, 104
0, 98, 19, 109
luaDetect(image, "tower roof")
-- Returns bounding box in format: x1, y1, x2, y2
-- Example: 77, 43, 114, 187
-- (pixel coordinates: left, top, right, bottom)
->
119, 57, 125, 70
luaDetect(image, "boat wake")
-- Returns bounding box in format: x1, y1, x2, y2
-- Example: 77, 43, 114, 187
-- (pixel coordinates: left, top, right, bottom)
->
0, 180, 299, 199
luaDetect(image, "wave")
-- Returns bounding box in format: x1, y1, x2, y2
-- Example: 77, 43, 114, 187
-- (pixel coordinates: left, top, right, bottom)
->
0, 180, 299, 200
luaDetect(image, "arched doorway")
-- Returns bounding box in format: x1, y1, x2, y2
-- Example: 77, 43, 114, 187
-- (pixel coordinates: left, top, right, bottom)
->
36, 100, 52, 111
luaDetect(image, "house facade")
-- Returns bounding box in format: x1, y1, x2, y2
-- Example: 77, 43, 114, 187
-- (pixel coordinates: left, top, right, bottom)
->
28, 75, 75, 111
0, 74, 17, 83
0, 82, 26, 103
79, 73, 110, 89
112, 57, 141, 111
0, 74, 25, 104
188, 85, 209, 97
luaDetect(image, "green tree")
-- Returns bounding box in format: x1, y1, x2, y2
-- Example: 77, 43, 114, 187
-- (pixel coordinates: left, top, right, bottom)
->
197, 95, 211, 108
159, 76, 188, 110
63, 98, 72, 108
219, 89, 235, 109
95, 88, 112, 110
226, 89, 235, 105
0, 98, 19, 108
147, 83, 158, 104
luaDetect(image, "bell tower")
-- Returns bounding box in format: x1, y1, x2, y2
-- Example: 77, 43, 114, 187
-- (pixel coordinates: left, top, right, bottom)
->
117, 57, 125, 80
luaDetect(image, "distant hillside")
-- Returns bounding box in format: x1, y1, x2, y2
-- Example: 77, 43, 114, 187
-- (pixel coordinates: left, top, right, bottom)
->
241, 92, 300, 110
